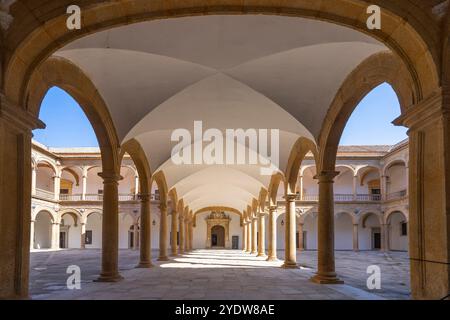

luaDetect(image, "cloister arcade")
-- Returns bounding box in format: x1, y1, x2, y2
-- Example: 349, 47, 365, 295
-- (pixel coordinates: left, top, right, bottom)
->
1, 1, 449, 300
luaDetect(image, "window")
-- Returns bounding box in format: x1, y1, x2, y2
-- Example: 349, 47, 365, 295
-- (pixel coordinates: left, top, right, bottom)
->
401, 222, 407, 236
98, 189, 103, 195
371, 188, 381, 195
60, 189, 69, 194
85, 230, 93, 245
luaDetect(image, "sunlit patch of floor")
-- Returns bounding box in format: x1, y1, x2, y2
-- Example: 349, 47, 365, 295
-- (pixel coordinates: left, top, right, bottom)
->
29, 249, 408, 300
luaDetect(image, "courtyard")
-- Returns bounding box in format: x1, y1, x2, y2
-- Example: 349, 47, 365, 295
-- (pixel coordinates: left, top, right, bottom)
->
30, 249, 410, 300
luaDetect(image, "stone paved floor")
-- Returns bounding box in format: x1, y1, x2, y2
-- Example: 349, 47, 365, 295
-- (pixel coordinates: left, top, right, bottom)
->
29, 249, 410, 300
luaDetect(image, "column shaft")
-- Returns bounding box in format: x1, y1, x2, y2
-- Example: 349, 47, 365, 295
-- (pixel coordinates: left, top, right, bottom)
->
158, 204, 169, 261
242, 222, 247, 251
283, 195, 297, 268
257, 213, 266, 257
352, 224, 359, 251
96, 172, 122, 282
80, 223, 86, 249
30, 220, 35, 250
267, 207, 278, 261
171, 210, 178, 256
251, 218, 258, 254
298, 223, 304, 251
310, 171, 342, 284
137, 194, 152, 267
179, 216, 185, 254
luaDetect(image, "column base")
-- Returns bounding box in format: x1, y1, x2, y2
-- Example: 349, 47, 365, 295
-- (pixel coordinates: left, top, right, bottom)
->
135, 261, 153, 268
244, 250, 251, 254
257, 253, 267, 258
282, 261, 298, 269
266, 256, 278, 262
95, 272, 123, 282
157, 256, 169, 261
310, 273, 344, 284
170, 252, 178, 257
251, 250, 258, 255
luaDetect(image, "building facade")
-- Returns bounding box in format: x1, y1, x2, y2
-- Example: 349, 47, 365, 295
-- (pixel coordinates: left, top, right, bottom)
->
31, 139, 409, 253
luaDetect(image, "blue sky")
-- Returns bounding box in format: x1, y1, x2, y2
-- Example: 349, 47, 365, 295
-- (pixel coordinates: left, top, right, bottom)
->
33, 83, 407, 147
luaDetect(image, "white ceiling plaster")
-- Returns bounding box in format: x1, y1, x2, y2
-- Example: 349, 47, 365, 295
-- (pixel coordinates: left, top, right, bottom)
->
53, 15, 387, 213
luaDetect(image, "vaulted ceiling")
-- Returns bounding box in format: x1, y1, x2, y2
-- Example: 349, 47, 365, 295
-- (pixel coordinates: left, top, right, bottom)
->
53, 15, 387, 213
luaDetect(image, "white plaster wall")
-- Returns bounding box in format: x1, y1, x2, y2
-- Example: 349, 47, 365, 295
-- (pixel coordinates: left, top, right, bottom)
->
61, 214, 81, 248
34, 212, 52, 249
358, 214, 380, 250
303, 213, 318, 250
151, 204, 161, 249
389, 212, 408, 251
119, 214, 135, 249
334, 169, 353, 194
85, 213, 102, 248
36, 167, 54, 192
387, 165, 406, 193
119, 167, 135, 194
334, 213, 353, 250
276, 212, 285, 250
86, 167, 103, 194
302, 168, 318, 196
61, 170, 82, 194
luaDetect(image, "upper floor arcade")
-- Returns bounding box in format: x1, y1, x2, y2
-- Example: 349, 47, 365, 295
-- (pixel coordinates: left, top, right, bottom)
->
31, 138, 408, 208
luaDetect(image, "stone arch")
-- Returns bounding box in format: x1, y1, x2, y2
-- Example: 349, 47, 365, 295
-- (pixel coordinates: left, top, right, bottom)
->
35, 158, 59, 176
285, 137, 318, 194
258, 188, 268, 212
383, 159, 408, 177
26, 56, 121, 174
60, 166, 81, 187
151, 171, 169, 205
335, 211, 356, 224
120, 139, 152, 195
33, 210, 55, 249
318, 52, 417, 172
358, 211, 383, 227
59, 209, 82, 226
267, 172, 285, 207
385, 209, 408, 225
4, 1, 440, 111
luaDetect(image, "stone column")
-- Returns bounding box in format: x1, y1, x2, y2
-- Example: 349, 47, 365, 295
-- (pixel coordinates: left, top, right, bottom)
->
30, 220, 35, 250
81, 168, 87, 200
352, 224, 359, 252
299, 175, 304, 200
242, 221, 247, 251
405, 164, 409, 196
137, 194, 152, 268
133, 222, 139, 250
96, 171, 123, 282
311, 171, 342, 284
267, 206, 278, 261
381, 223, 389, 252
134, 175, 139, 199
0, 94, 44, 298
80, 222, 86, 249
257, 212, 266, 257
298, 223, 304, 251
51, 222, 60, 249
352, 175, 358, 201
31, 167, 37, 196
170, 209, 178, 256
185, 219, 190, 251
251, 217, 258, 254
179, 215, 185, 254
282, 194, 297, 268
246, 220, 252, 253
53, 174, 61, 201
157, 203, 169, 261
190, 222, 194, 250
380, 175, 387, 201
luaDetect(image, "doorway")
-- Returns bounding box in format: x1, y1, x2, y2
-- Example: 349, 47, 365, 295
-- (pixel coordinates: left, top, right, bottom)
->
59, 231, 67, 249
372, 228, 381, 250
211, 225, 225, 247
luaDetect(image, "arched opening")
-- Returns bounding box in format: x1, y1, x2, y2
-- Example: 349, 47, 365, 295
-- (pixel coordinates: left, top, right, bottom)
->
60, 167, 82, 201
119, 214, 136, 249
85, 212, 103, 249
385, 162, 408, 200
35, 162, 56, 200
387, 211, 408, 252
211, 226, 225, 248
302, 212, 318, 250
334, 212, 353, 250
60, 212, 81, 249
359, 213, 382, 251
356, 166, 382, 201
34, 211, 53, 249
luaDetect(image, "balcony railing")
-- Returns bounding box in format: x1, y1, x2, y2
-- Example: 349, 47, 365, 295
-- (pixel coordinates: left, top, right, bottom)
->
35, 188, 55, 200
297, 193, 381, 202
56, 193, 161, 202
386, 190, 407, 201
